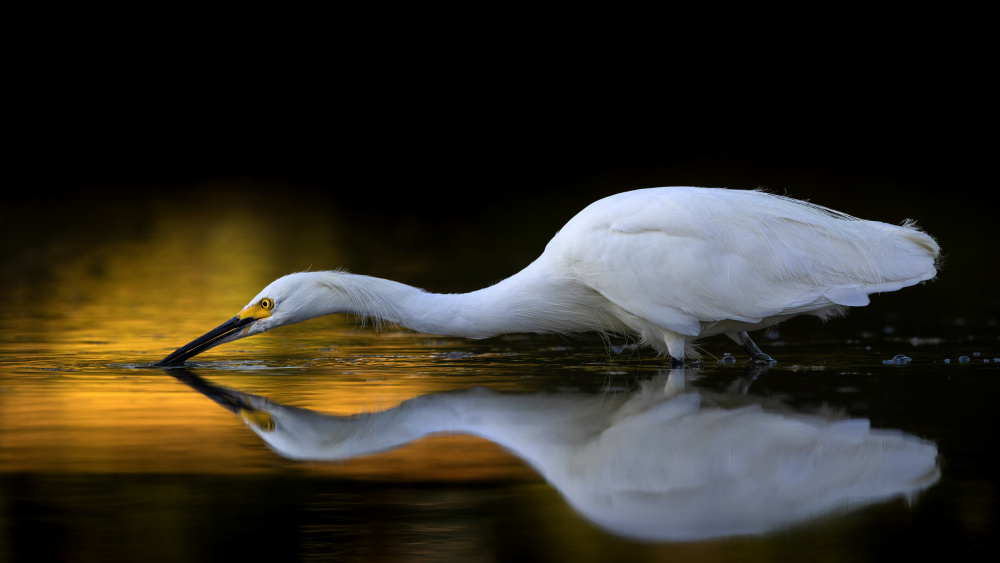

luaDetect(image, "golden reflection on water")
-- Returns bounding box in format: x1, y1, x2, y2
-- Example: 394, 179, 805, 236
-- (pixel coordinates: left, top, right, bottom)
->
0, 361, 545, 477
0, 368, 535, 479
0, 184, 545, 477
0, 181, 995, 557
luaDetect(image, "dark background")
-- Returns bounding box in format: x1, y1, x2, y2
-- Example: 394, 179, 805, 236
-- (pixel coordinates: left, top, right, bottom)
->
3, 24, 998, 563
8, 27, 995, 330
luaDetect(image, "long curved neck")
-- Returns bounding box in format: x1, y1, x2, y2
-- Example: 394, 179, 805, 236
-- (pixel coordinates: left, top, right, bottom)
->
324, 266, 609, 339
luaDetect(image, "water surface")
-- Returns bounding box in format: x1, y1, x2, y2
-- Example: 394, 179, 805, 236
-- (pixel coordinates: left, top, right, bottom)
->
2, 184, 996, 561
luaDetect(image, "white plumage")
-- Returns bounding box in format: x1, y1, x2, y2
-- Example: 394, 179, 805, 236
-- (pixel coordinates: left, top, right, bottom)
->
158, 187, 939, 365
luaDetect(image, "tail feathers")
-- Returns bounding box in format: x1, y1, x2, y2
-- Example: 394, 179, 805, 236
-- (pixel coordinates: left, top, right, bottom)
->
900, 219, 940, 256
881, 220, 940, 284
822, 220, 939, 307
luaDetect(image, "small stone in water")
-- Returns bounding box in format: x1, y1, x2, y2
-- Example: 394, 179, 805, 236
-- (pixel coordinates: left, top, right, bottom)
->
959, 356, 970, 363
883, 354, 911, 365
719, 354, 736, 365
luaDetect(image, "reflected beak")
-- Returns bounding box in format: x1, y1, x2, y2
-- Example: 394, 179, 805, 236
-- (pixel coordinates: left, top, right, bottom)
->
166, 370, 254, 413
167, 370, 276, 431
157, 315, 257, 366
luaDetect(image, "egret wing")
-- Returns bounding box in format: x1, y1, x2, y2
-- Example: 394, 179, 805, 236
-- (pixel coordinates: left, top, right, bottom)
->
550, 187, 937, 335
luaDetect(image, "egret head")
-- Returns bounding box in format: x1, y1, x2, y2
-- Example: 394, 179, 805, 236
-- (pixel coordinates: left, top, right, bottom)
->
157, 272, 340, 365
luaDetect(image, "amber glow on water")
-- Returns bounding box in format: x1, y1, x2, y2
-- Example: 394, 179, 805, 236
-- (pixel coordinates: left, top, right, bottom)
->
1, 187, 526, 477
0, 368, 536, 479
1, 182, 997, 561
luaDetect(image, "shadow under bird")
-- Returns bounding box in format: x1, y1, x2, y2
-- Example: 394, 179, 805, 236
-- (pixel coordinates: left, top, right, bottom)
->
158, 186, 939, 366
169, 369, 940, 541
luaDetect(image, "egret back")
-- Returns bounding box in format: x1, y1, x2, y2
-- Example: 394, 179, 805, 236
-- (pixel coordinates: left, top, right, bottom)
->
548, 187, 938, 338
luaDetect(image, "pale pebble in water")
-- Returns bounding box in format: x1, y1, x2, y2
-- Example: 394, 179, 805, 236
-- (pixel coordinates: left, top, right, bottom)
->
883, 354, 912, 365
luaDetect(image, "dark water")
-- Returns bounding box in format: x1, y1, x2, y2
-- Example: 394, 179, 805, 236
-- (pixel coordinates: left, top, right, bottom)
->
2, 183, 997, 561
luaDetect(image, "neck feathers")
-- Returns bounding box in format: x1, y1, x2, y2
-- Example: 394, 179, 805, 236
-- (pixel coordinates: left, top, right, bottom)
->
316, 267, 612, 339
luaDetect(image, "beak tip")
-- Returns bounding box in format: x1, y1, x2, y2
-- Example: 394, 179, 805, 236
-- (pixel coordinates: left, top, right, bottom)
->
154, 314, 254, 367
155, 350, 189, 367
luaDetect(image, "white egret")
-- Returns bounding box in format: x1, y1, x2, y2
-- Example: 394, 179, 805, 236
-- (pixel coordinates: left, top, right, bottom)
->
158, 186, 939, 366
171, 370, 940, 540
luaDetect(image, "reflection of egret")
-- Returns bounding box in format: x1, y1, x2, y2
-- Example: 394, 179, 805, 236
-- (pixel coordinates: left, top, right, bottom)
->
158, 187, 938, 365
170, 369, 939, 541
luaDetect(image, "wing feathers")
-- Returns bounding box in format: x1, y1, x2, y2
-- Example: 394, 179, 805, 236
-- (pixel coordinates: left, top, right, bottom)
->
551, 187, 938, 331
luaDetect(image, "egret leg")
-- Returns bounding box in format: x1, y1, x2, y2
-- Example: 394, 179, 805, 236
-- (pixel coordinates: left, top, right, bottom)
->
664, 368, 686, 395
662, 331, 687, 367
735, 331, 776, 365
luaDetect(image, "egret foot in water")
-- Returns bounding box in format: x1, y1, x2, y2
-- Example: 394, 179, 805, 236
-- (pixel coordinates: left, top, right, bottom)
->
734, 331, 778, 365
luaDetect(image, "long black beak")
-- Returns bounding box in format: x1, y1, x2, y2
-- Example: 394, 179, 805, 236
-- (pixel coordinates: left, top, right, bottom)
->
157, 315, 256, 366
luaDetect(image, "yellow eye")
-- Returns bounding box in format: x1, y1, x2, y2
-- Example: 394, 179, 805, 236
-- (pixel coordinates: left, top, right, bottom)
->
260, 298, 274, 310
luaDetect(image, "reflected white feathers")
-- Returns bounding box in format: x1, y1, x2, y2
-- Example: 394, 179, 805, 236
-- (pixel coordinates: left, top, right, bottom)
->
159, 187, 939, 365
173, 371, 940, 541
